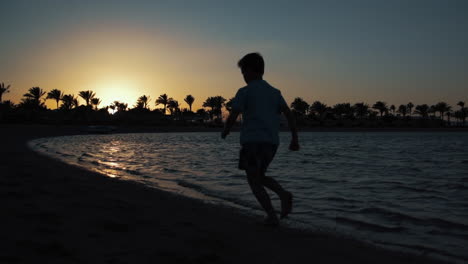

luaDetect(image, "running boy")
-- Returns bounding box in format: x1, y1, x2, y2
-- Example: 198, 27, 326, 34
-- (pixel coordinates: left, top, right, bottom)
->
221, 52, 299, 226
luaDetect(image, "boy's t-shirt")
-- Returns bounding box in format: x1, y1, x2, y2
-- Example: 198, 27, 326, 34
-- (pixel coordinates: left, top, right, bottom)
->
231, 79, 288, 145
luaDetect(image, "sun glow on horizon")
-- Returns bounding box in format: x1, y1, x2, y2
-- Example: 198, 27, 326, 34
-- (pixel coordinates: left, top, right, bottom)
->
92, 79, 150, 108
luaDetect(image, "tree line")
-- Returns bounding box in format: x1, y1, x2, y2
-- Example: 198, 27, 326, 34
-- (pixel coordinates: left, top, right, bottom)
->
0, 83, 466, 127
289, 98, 467, 126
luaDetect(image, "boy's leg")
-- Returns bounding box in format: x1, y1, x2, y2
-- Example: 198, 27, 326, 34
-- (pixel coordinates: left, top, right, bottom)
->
261, 173, 286, 196
261, 173, 293, 218
246, 168, 278, 222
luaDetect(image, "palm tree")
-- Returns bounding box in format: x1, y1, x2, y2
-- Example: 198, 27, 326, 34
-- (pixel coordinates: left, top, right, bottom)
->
60, 94, 77, 110
225, 97, 234, 113
353, 102, 369, 119
415, 104, 429, 118
184, 95, 195, 112
136, 95, 150, 110
0, 82, 11, 103
457, 101, 465, 109
429, 105, 437, 118
434, 102, 450, 119
46, 89, 63, 109
397, 104, 408, 117
78, 90, 96, 106
112, 101, 128, 113
22, 87, 46, 108
454, 109, 467, 127
203, 96, 226, 120
332, 103, 353, 119
372, 101, 388, 117
167, 98, 180, 115
310, 101, 327, 117
407, 102, 414, 117
456, 101, 467, 126
156, 94, 169, 115
91, 98, 102, 110
446, 109, 453, 125
389, 104, 396, 115
290, 97, 310, 116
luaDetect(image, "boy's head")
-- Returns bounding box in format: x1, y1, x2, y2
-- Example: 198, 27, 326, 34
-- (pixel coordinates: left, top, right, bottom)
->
238, 52, 264, 83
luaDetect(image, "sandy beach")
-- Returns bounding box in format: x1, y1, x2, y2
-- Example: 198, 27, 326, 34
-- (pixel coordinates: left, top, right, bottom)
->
0, 124, 450, 263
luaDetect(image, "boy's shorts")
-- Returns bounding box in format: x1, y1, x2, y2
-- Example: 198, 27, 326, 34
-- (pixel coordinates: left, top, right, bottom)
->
239, 143, 278, 173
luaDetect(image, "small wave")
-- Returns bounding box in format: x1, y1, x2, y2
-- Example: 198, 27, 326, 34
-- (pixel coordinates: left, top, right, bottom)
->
318, 196, 360, 203
335, 216, 405, 232
124, 169, 142, 176
380, 241, 468, 262
176, 180, 257, 210
397, 185, 442, 194
427, 217, 468, 231
163, 168, 181, 173
55, 151, 73, 157
358, 207, 422, 222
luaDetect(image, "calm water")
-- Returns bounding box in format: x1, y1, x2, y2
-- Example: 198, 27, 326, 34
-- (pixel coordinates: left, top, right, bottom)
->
29, 132, 468, 263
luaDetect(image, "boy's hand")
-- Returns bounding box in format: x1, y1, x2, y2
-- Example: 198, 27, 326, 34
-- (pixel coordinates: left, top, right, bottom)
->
221, 129, 229, 139
289, 138, 299, 151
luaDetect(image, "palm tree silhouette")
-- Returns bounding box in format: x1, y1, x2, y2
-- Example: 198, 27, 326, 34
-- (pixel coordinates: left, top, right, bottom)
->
184, 95, 195, 112
407, 102, 414, 117
434, 102, 450, 119
225, 97, 235, 113
112, 101, 128, 113
203, 96, 226, 120
310, 101, 327, 118
136, 95, 151, 110
389, 104, 396, 115
91, 98, 101, 111
23, 87, 46, 108
372, 101, 388, 117
0, 82, 11, 103
446, 109, 453, 126
397, 104, 408, 117
353, 102, 369, 119
456, 101, 466, 126
291, 97, 310, 116
333, 103, 353, 120
60, 94, 79, 110
78, 90, 96, 106
457, 101, 465, 109
46, 89, 63, 109
429, 105, 437, 118
415, 104, 429, 119
156, 94, 169, 115
167, 98, 179, 116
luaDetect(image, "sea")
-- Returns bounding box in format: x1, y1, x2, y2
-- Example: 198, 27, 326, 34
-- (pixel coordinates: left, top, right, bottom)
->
28, 132, 468, 263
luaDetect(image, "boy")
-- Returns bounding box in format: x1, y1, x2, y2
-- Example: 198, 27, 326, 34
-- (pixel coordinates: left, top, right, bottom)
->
221, 52, 299, 226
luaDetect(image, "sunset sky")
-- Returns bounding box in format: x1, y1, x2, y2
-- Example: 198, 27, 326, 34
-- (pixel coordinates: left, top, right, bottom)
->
1, 0, 467, 110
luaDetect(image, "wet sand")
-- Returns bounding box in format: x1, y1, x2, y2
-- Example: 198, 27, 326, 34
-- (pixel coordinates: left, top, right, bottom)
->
0, 124, 450, 263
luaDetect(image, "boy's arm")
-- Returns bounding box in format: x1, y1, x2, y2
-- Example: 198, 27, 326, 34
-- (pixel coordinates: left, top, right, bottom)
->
281, 104, 299, 151
221, 110, 240, 139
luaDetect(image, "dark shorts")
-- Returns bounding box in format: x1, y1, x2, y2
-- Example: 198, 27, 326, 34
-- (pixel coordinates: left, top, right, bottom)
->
239, 143, 278, 173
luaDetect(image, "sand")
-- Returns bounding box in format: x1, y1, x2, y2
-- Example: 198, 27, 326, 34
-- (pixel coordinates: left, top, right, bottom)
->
0, 124, 449, 263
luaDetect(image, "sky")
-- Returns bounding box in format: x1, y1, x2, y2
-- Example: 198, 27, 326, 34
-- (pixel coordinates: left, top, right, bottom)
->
1, 0, 467, 110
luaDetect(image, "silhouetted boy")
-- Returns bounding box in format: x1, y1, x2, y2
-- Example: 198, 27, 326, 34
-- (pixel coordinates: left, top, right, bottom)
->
222, 53, 299, 226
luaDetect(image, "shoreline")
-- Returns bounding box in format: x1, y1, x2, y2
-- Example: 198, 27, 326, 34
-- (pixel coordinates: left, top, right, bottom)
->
0, 124, 452, 263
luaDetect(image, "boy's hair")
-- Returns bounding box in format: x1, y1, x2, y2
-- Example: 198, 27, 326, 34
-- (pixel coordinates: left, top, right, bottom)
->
238, 52, 264, 75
